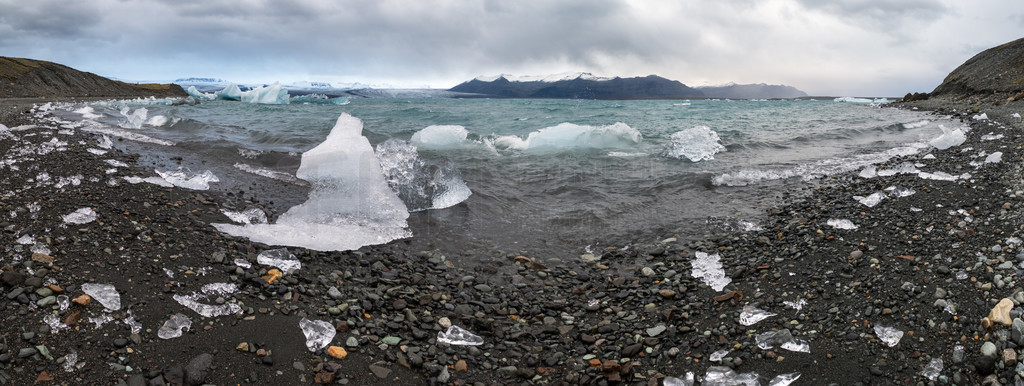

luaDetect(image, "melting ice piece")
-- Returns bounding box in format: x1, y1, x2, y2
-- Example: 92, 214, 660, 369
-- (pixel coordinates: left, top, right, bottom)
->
87, 148, 107, 155
81, 283, 121, 311
739, 305, 777, 326
663, 373, 695, 386
124, 175, 174, 187
257, 248, 301, 272
62, 207, 97, 224
973, 113, 989, 120
212, 114, 411, 251
981, 133, 1004, 141
410, 125, 470, 149
299, 318, 336, 351
437, 325, 484, 346
157, 313, 192, 339
57, 295, 69, 310
929, 125, 966, 150
172, 283, 241, 317
375, 139, 472, 211
492, 122, 641, 151
155, 168, 220, 190
922, 358, 943, 380
827, 219, 858, 230
89, 313, 114, 329
756, 329, 810, 353
98, 135, 113, 149
119, 107, 148, 129
186, 86, 214, 100
241, 82, 289, 104
783, 299, 807, 311
63, 350, 78, 372
710, 349, 730, 362
985, 152, 1003, 164
125, 310, 142, 334
105, 159, 129, 168
876, 162, 920, 176
44, 313, 68, 333
16, 234, 34, 245
874, 325, 904, 347
145, 115, 169, 127
234, 258, 252, 269
703, 366, 759, 386
769, 372, 801, 386
691, 252, 731, 292
664, 125, 726, 162
859, 166, 876, 178
221, 208, 268, 225
884, 186, 916, 198
216, 84, 243, 100
855, 192, 887, 207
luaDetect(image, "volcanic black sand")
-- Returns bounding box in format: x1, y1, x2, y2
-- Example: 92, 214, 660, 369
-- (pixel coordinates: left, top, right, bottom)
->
2, 96, 1024, 386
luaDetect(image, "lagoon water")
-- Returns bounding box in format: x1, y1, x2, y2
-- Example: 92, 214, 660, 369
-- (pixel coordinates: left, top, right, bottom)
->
51, 97, 960, 258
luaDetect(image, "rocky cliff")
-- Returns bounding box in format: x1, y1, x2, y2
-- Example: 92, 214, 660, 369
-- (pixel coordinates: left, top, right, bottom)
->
929, 37, 1024, 102
0, 57, 187, 99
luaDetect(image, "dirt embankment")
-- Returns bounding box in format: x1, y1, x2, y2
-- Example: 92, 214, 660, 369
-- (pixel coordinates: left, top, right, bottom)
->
0, 57, 186, 100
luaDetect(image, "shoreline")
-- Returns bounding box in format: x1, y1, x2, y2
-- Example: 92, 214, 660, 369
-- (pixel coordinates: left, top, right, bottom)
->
1, 97, 1024, 384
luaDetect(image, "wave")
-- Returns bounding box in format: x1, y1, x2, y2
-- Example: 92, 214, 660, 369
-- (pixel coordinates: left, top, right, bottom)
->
662, 126, 726, 162
491, 122, 642, 151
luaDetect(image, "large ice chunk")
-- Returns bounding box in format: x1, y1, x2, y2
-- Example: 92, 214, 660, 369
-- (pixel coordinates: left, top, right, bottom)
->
929, 125, 966, 150
376, 139, 471, 211
81, 283, 121, 311
874, 325, 903, 347
62, 207, 97, 224
299, 318, 336, 351
216, 83, 243, 101
491, 122, 641, 151
212, 113, 411, 251
157, 313, 192, 339
691, 251, 731, 291
410, 125, 470, 149
241, 82, 289, 104
186, 86, 214, 100
664, 125, 726, 162
756, 329, 810, 353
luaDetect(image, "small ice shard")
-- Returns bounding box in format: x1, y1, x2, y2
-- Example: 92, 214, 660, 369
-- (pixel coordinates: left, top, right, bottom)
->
884, 186, 916, 197
664, 125, 726, 162
221, 208, 268, 225
985, 152, 1003, 164
922, 358, 943, 380
703, 366, 759, 386
44, 313, 68, 332
98, 135, 113, 149
981, 133, 1004, 141
88, 312, 114, 329
299, 318, 336, 351
172, 283, 241, 317
859, 166, 876, 178
87, 148, 107, 155
710, 349, 730, 362
57, 295, 69, 310
874, 325, 904, 347
62, 350, 78, 372
691, 251, 731, 292
1014, 113, 1022, 119
827, 219, 858, 230
16, 234, 34, 245
783, 299, 807, 310
769, 372, 801, 386
124, 310, 142, 334
257, 248, 301, 272
81, 283, 121, 311
929, 125, 966, 150
105, 159, 129, 168
877, 162, 919, 176
62, 207, 97, 224
123, 175, 174, 187
973, 113, 989, 120
437, 325, 484, 346
234, 258, 252, 269
157, 313, 192, 339
155, 168, 220, 190
663, 373, 695, 386
739, 305, 777, 326
855, 192, 887, 207
756, 329, 810, 353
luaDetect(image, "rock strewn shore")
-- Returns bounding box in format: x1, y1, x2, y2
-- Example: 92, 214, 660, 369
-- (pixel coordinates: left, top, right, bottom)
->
0, 98, 1023, 385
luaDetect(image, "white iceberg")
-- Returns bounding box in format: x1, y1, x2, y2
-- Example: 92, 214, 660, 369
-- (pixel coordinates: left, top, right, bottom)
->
241, 82, 289, 104
212, 113, 411, 251
410, 125, 470, 149
216, 83, 243, 101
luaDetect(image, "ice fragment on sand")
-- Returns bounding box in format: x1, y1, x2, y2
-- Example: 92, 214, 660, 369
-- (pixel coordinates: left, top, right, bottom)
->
981, 133, 1004, 141
783, 299, 807, 310
874, 325, 904, 347
859, 166, 876, 178
155, 168, 220, 190
98, 135, 113, 149
299, 318, 336, 351
123, 175, 174, 187
922, 358, 943, 380
62, 207, 97, 224
16, 235, 34, 245
827, 219, 858, 230
57, 295, 69, 310
739, 305, 776, 326
157, 313, 192, 339
703, 366, 759, 386
877, 162, 919, 176
62, 351, 78, 372
105, 159, 128, 168
234, 258, 252, 269
855, 192, 887, 207
710, 349, 730, 362
884, 186, 916, 197
172, 283, 241, 317
89, 313, 114, 329
929, 125, 966, 150
81, 283, 121, 311
769, 372, 801, 386
87, 148, 107, 155
257, 248, 301, 272
375, 139, 471, 211
756, 329, 810, 353
44, 313, 68, 332
221, 208, 268, 225
664, 126, 726, 162
973, 113, 989, 120
125, 309, 142, 334
1014, 113, 1022, 119
437, 325, 484, 346
663, 373, 695, 386
985, 152, 1003, 164
691, 252, 731, 291
212, 113, 411, 251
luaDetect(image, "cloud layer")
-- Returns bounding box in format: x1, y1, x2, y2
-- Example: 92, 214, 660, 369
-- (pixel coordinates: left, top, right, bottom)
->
0, 0, 1019, 95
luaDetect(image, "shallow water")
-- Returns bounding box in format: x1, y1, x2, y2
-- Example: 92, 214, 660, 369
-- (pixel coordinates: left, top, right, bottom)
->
50, 98, 960, 257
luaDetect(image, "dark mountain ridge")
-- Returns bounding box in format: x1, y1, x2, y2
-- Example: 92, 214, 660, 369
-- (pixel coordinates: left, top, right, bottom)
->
0, 57, 186, 99
449, 74, 705, 99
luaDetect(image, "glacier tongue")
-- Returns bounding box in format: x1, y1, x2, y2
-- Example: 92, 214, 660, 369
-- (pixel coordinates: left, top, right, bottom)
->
212, 113, 411, 251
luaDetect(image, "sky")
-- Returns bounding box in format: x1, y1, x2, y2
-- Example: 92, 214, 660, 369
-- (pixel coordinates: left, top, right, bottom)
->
0, 0, 1020, 96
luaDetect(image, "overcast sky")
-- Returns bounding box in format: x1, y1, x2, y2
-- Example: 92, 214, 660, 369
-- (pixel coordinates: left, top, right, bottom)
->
0, 0, 1019, 96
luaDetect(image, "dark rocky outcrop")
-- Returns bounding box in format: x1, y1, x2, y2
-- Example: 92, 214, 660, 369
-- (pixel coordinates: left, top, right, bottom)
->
697, 83, 808, 99
902, 92, 930, 102
0, 56, 187, 99
449, 74, 704, 99
929, 37, 1024, 101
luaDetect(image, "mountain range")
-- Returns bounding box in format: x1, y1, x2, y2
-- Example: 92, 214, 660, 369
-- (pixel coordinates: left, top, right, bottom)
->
449, 73, 807, 99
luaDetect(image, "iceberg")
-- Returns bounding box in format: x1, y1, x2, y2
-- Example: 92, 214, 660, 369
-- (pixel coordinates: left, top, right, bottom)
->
410, 125, 471, 149
241, 82, 289, 104
216, 83, 243, 101
186, 86, 215, 100
375, 139, 471, 211
212, 113, 411, 251
491, 122, 641, 151
664, 125, 726, 162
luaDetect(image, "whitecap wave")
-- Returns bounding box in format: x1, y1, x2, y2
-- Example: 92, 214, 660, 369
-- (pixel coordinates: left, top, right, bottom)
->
491, 122, 641, 151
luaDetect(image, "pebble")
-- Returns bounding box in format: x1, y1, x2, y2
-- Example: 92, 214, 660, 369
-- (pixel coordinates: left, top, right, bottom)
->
981, 341, 998, 359
346, 337, 359, 347
646, 325, 666, 337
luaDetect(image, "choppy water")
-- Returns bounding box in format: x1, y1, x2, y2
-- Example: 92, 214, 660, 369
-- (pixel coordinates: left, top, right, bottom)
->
50, 97, 960, 257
